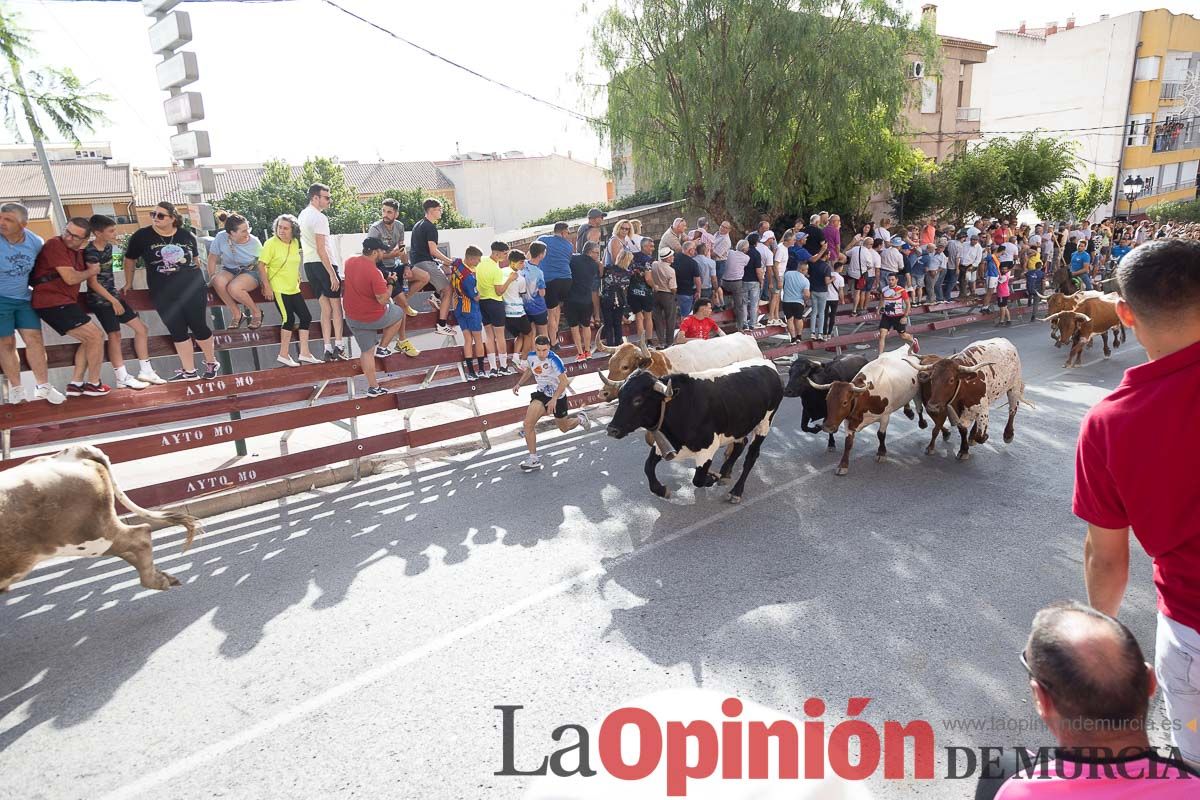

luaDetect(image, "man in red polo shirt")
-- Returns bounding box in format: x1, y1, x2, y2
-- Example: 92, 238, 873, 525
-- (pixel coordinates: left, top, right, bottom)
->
673, 297, 725, 344
1074, 238, 1200, 769
342, 237, 408, 396
30, 217, 108, 396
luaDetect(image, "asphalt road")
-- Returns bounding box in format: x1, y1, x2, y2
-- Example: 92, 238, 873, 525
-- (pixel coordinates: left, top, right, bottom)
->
0, 317, 1165, 800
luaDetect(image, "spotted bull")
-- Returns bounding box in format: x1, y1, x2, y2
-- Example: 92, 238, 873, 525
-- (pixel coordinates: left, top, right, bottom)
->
917, 337, 1030, 460
783, 354, 869, 451
0, 445, 201, 592
594, 332, 762, 402
821, 345, 936, 476
606, 361, 784, 503
1044, 292, 1126, 368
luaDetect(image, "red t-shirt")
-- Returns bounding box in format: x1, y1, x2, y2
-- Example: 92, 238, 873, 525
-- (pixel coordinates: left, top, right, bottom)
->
341, 255, 386, 323
1073, 339, 1200, 631
679, 315, 719, 340
30, 236, 85, 309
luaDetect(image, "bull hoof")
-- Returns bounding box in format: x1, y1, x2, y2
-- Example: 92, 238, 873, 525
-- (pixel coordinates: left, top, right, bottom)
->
826, 444, 837, 453
727, 493, 743, 504
717, 475, 732, 486
918, 418, 928, 429
903, 407, 915, 420
925, 446, 936, 455
142, 571, 178, 590
834, 467, 849, 477
957, 451, 970, 461
1103, 351, 1111, 359
1004, 433, 1014, 444
875, 454, 886, 463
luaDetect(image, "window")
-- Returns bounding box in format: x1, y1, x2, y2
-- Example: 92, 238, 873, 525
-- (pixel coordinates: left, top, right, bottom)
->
920, 78, 938, 114
1126, 115, 1151, 147
1133, 56, 1161, 81
91, 203, 116, 217
1182, 160, 1200, 189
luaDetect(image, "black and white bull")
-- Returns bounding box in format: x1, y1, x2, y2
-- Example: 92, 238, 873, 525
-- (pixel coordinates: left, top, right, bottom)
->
605, 362, 784, 503
783, 354, 870, 451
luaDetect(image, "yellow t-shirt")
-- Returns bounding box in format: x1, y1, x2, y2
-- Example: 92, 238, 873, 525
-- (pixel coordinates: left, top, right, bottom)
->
475, 256, 503, 302
259, 236, 302, 296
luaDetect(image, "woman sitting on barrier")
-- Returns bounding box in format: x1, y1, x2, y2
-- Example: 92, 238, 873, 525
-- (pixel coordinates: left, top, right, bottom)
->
258, 214, 320, 368
124, 201, 218, 381
207, 213, 264, 329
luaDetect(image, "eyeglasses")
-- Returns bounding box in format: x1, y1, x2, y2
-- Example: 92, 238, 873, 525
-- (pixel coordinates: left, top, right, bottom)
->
64, 229, 89, 240
152, 212, 172, 220
1019, 649, 1053, 691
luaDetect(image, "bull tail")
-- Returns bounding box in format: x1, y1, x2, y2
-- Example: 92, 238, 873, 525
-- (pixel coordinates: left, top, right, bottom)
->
72, 445, 201, 551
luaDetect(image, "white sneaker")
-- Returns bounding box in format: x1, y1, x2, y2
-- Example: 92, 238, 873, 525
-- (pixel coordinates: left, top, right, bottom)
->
7, 385, 26, 404
34, 383, 65, 404
576, 411, 593, 431
137, 370, 167, 385
519, 455, 543, 472
277, 355, 300, 367
116, 374, 149, 390
435, 323, 456, 336
297, 354, 322, 365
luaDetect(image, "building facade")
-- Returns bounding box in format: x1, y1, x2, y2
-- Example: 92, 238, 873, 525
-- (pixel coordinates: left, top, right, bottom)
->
0, 161, 138, 239
971, 10, 1200, 219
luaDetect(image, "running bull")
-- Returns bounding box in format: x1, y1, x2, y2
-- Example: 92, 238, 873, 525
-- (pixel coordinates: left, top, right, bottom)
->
606, 361, 784, 503
594, 333, 762, 402
783, 354, 870, 451
0, 445, 201, 592
1043, 292, 1126, 368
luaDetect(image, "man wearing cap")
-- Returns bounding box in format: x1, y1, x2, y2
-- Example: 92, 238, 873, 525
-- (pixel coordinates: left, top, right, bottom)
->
660, 217, 686, 254
650, 246, 678, 346
576, 208, 606, 253
880, 236, 904, 285
941, 231, 965, 303
342, 237, 410, 396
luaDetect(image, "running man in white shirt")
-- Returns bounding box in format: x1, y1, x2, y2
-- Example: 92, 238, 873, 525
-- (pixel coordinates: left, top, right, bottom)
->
511, 335, 592, 471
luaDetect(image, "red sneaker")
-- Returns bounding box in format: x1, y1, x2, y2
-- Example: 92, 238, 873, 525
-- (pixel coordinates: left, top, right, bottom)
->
82, 382, 111, 396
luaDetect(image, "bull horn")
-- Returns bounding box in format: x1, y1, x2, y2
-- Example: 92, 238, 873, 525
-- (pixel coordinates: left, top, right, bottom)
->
1035, 291, 1053, 300
849, 383, 871, 394
1072, 311, 1092, 323
638, 337, 651, 358
1043, 311, 1068, 323
599, 370, 621, 388
957, 360, 997, 375
806, 378, 833, 391
594, 330, 619, 353
653, 379, 673, 398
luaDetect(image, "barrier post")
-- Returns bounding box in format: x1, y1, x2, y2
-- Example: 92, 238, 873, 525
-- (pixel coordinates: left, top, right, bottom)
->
210, 305, 247, 457
346, 377, 360, 480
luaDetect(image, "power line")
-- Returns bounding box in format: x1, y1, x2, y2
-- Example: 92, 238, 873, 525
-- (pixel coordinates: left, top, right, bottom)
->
905, 114, 1199, 140
318, 0, 602, 126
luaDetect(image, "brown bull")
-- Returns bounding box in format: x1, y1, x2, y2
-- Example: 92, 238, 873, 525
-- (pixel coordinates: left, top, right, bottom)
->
0, 445, 201, 592
1037, 290, 1104, 347
1044, 293, 1127, 368
595, 337, 671, 401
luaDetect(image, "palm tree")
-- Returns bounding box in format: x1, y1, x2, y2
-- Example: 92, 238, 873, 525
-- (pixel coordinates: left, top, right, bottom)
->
0, 4, 109, 232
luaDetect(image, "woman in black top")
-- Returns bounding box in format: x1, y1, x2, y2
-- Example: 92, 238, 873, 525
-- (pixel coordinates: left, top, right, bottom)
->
123, 201, 218, 381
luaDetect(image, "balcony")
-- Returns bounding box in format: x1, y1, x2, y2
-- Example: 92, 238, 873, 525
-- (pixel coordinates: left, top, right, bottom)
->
1151, 119, 1199, 153
1160, 81, 1184, 101
955, 107, 981, 133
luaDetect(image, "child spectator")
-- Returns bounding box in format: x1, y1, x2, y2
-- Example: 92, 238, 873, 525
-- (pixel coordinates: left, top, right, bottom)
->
521, 242, 549, 341
452, 246, 487, 380
1025, 251, 1046, 322
996, 264, 1012, 327
503, 250, 532, 371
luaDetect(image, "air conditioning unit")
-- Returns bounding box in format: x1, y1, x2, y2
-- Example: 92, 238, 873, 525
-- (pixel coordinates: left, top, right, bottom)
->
908, 61, 925, 79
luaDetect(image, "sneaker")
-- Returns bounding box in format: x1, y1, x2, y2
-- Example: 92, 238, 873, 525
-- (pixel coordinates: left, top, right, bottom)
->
82, 382, 111, 397
203, 361, 220, 380
34, 383, 66, 404
324, 350, 338, 363
435, 323, 455, 336
116, 374, 149, 390
404, 305, 419, 317
485, 369, 499, 379
277, 355, 300, 368
7, 385, 26, 404
911, 337, 920, 354
752, 322, 766, 330
465, 367, 478, 381
578, 351, 591, 362
395, 339, 421, 357
426, 295, 442, 313
169, 369, 199, 382
366, 386, 390, 397
374, 345, 392, 359
137, 370, 167, 385
519, 455, 543, 472
334, 345, 350, 361
576, 411, 593, 431
66, 382, 86, 397
802, 307, 812, 319
297, 354, 322, 365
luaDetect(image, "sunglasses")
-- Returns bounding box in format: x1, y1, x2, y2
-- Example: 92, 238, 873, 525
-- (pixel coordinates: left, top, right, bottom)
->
1019, 649, 1053, 691
152, 211, 173, 220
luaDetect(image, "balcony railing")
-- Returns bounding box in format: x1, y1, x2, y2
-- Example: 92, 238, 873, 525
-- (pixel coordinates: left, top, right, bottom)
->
1160, 81, 1184, 101
956, 107, 981, 121
1151, 119, 1199, 153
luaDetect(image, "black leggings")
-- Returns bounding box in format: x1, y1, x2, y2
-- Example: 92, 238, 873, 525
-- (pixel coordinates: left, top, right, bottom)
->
824, 300, 839, 335
600, 304, 625, 346
152, 272, 212, 343
279, 292, 312, 332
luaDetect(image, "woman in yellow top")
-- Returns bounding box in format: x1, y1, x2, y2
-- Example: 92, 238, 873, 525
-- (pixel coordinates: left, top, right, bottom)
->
257, 214, 320, 367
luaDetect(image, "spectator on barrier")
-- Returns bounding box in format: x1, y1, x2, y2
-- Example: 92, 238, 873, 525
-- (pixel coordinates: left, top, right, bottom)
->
804, 232, 833, 342
764, 230, 790, 327
207, 213, 263, 330
1070, 237, 1094, 291
511, 334, 592, 473
690, 216, 716, 253
907, 242, 927, 303
450, 246, 486, 379
755, 230, 778, 317
342, 237, 408, 396
298, 184, 348, 360
661, 217, 686, 254
926, 240, 947, 304
366, 198, 418, 318
404, 197, 456, 337
712, 221, 732, 298
846, 235, 877, 316
1075, 239, 1200, 772
599, 249, 631, 348
650, 246, 678, 347
124, 201, 218, 381
960, 233, 984, 300
627, 240, 655, 345
0, 203, 65, 404
674, 296, 724, 344
257, 214, 323, 368
674, 239, 702, 322
521, 242, 549, 341
823, 213, 843, 260
503, 249, 532, 370
974, 601, 1199, 800
694, 241, 720, 309
720, 235, 747, 330
566, 241, 600, 361
576, 208, 605, 253
82, 215, 163, 388
535, 222, 575, 339
941, 232, 964, 304
824, 260, 845, 339
607, 219, 635, 269
582, 224, 605, 324
741, 234, 765, 332
781, 259, 811, 345
476, 240, 512, 376
980, 245, 1002, 312
30, 217, 108, 396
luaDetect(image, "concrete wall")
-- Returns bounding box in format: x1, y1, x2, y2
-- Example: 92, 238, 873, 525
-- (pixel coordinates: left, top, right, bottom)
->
438, 155, 608, 232
503, 200, 686, 251
971, 12, 1140, 218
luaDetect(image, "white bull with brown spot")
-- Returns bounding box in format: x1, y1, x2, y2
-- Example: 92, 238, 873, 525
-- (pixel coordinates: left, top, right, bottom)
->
594, 332, 763, 401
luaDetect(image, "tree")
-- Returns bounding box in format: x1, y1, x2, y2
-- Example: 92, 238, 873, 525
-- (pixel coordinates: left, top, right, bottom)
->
936, 133, 1077, 221
1147, 198, 1200, 224
590, 0, 937, 231
523, 182, 674, 227
1031, 173, 1114, 223
0, 5, 109, 231
890, 153, 938, 225
369, 187, 474, 231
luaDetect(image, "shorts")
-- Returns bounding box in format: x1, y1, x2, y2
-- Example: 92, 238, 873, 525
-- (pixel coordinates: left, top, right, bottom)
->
479, 298, 506, 328
504, 315, 531, 337
628, 292, 653, 313
411, 260, 449, 292
0, 295, 44, 337
525, 309, 548, 326
564, 300, 593, 328
88, 298, 138, 334
36, 303, 92, 336
986, 276, 999, 289
456, 306, 482, 332
782, 302, 806, 320
152, 271, 212, 343
304, 261, 342, 298
879, 315, 907, 333
221, 265, 261, 288
544, 278, 574, 309
997, 295, 1009, 308
531, 390, 569, 419
347, 303, 405, 349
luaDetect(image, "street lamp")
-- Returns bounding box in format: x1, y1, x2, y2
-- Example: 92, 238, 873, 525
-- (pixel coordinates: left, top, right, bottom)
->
1122, 175, 1144, 219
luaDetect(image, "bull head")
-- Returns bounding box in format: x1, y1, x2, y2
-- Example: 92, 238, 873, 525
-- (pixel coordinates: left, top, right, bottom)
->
599, 370, 622, 389
956, 360, 997, 375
